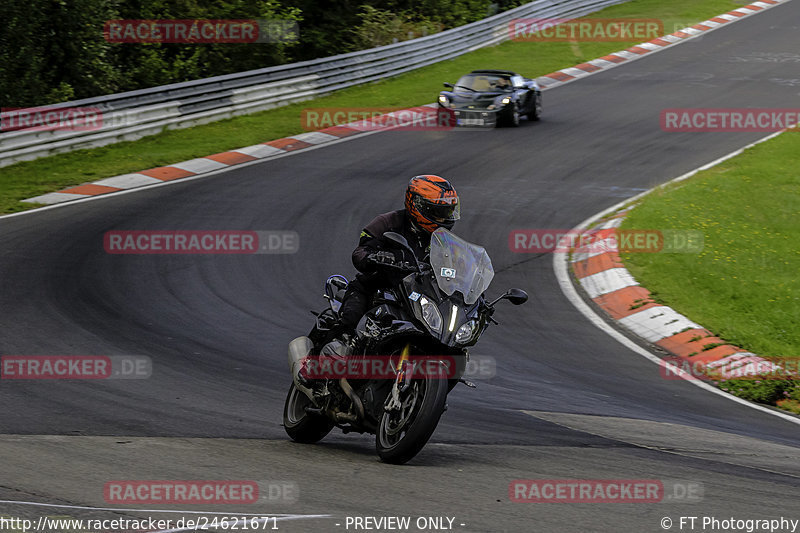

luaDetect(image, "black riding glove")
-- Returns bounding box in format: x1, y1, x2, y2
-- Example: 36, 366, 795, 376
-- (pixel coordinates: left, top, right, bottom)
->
367, 251, 397, 266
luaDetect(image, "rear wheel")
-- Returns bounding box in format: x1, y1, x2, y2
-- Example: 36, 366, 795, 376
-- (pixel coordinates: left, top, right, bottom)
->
376, 374, 448, 464
283, 383, 333, 443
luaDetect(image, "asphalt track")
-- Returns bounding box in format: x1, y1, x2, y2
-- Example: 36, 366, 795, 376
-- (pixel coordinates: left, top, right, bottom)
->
1, 3, 800, 532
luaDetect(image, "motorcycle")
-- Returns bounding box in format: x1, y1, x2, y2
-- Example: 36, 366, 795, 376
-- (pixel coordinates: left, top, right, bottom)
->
284, 228, 527, 464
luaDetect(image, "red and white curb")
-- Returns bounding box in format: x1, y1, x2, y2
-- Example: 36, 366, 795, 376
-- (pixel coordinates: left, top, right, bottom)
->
570, 210, 773, 379
21, 0, 792, 207
22, 125, 366, 205
534, 0, 791, 90
22, 107, 437, 205
555, 129, 800, 424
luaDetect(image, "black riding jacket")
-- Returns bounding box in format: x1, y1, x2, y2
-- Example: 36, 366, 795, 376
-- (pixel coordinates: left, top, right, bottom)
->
352, 210, 430, 283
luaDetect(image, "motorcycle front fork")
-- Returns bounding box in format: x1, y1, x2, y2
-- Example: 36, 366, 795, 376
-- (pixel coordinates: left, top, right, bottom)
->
385, 343, 412, 412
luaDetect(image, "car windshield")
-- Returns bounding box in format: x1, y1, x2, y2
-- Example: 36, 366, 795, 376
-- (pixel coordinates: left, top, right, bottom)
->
455, 74, 512, 92
429, 228, 494, 305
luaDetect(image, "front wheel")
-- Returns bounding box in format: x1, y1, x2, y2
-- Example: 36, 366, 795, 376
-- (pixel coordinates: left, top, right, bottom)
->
506, 103, 521, 127
376, 375, 448, 464
283, 382, 334, 443
527, 93, 542, 121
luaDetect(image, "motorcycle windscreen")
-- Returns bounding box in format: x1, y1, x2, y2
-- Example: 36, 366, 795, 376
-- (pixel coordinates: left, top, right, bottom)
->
429, 228, 494, 305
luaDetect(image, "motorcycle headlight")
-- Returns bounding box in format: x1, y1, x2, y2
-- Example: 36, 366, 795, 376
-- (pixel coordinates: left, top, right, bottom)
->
438, 95, 449, 107
455, 319, 479, 344
419, 296, 442, 333
501, 96, 512, 105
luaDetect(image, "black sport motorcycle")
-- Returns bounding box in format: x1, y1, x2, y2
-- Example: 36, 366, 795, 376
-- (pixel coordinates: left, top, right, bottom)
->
284, 228, 527, 464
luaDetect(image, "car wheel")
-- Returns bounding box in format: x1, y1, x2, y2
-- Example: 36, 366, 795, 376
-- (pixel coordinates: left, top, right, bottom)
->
527, 93, 542, 121
508, 103, 520, 127
438, 105, 456, 128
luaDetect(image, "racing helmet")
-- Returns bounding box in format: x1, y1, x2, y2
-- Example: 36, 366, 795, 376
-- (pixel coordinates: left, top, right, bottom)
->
404, 175, 460, 233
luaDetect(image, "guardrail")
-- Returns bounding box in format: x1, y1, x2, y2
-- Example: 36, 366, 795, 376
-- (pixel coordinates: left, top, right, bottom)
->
0, 0, 626, 168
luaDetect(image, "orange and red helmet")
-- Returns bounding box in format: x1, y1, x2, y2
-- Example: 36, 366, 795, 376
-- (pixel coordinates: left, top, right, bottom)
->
404, 175, 460, 233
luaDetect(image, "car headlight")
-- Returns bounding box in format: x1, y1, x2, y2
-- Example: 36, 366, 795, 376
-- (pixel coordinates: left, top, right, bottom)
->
438, 95, 449, 107
501, 96, 511, 105
455, 319, 479, 344
419, 296, 442, 333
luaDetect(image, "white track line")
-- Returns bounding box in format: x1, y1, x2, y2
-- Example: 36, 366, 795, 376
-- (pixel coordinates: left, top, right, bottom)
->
553, 129, 800, 426
0, 499, 329, 533
0, 499, 327, 518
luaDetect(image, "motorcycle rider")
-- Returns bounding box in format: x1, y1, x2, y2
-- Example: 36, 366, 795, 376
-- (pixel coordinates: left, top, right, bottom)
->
333, 175, 461, 341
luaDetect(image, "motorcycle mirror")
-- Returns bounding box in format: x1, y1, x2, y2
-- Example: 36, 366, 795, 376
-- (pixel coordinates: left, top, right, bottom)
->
383, 231, 421, 272
504, 288, 528, 305
384, 231, 410, 249
488, 288, 529, 308
444, 82, 454, 89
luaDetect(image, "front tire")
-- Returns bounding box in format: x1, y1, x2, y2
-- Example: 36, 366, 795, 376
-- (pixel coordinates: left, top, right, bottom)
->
283, 383, 334, 443
527, 93, 542, 121
376, 374, 448, 464
506, 103, 521, 127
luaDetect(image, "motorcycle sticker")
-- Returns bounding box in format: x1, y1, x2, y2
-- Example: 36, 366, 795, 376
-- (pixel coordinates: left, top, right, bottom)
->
440, 267, 456, 278
408, 291, 421, 301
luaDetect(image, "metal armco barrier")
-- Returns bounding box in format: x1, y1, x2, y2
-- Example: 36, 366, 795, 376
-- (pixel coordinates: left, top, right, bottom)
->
0, 0, 626, 167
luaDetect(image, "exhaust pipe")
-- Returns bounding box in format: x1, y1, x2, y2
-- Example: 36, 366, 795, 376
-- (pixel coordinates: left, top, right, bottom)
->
288, 336, 317, 404
339, 377, 365, 420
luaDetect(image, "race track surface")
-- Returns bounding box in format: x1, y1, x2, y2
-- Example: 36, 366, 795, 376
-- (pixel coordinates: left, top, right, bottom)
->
1, 3, 799, 531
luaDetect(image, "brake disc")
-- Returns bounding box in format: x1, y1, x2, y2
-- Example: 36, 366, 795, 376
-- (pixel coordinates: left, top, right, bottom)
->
384, 383, 420, 436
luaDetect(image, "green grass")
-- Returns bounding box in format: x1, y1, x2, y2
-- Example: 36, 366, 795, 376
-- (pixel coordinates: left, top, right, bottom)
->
0, 0, 740, 213
621, 131, 800, 359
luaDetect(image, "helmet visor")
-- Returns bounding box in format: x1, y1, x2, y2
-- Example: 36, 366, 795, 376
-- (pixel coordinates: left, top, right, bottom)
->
415, 197, 461, 225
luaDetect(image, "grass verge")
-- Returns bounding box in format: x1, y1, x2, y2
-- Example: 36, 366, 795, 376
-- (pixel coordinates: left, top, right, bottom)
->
621, 131, 800, 408
0, 0, 740, 213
